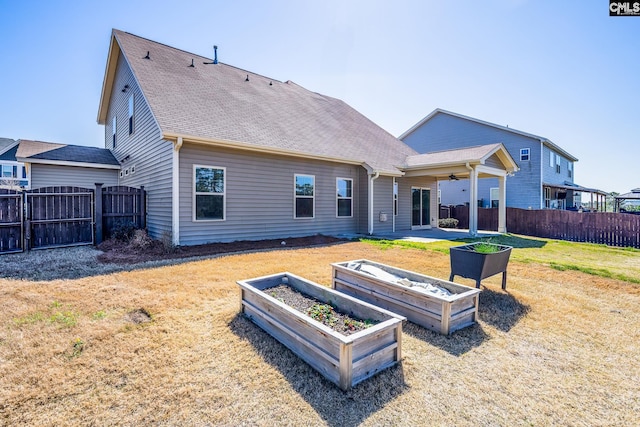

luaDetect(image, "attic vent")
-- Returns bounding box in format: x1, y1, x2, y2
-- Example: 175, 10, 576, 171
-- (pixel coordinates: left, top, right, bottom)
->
144, 51, 150, 60
203, 45, 218, 65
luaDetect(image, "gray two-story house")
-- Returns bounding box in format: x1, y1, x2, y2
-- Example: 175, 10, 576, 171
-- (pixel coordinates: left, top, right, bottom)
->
96, 30, 518, 244
400, 109, 592, 210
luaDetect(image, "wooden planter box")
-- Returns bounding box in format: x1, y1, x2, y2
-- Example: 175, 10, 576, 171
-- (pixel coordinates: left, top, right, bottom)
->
237, 272, 405, 391
332, 260, 480, 335
449, 243, 513, 289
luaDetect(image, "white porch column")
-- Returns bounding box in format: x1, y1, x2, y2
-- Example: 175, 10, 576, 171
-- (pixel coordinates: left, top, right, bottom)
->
469, 167, 478, 236
172, 137, 183, 246
498, 175, 507, 233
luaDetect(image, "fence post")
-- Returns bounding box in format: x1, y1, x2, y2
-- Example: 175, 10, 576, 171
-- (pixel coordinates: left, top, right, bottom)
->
95, 183, 103, 245
139, 185, 146, 230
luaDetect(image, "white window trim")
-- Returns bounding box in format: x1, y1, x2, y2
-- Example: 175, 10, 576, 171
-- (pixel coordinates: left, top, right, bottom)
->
490, 187, 499, 207
550, 151, 554, 168
567, 162, 572, 178
112, 115, 117, 148
336, 177, 353, 218
294, 174, 315, 219
128, 94, 135, 135
520, 148, 530, 161
193, 164, 226, 222
556, 154, 561, 174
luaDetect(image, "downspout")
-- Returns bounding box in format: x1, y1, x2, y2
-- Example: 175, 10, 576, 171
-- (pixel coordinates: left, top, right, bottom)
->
368, 171, 380, 235
172, 137, 183, 246
540, 139, 544, 209
392, 176, 396, 233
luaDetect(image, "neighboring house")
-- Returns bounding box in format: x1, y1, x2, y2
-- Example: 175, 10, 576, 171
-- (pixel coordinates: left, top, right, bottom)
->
400, 109, 603, 210
0, 138, 29, 189
15, 140, 120, 189
96, 30, 518, 244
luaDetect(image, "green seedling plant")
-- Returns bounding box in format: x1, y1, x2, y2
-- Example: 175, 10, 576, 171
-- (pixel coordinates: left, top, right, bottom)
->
307, 304, 337, 326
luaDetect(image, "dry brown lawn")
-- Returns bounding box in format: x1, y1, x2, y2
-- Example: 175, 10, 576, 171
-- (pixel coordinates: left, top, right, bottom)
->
1, 240, 639, 426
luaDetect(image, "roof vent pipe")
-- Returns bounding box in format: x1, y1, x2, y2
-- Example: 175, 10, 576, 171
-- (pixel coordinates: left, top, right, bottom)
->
213, 45, 218, 64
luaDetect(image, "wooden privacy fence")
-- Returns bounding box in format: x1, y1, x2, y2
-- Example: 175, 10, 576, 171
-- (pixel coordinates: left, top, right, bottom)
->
96, 184, 146, 242
26, 187, 94, 250
441, 205, 640, 248
0, 184, 146, 254
0, 189, 23, 253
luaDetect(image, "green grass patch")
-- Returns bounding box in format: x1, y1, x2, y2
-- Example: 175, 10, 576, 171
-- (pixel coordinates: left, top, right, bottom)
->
49, 310, 78, 328
549, 262, 640, 284
13, 312, 45, 326
359, 234, 640, 284
92, 310, 107, 320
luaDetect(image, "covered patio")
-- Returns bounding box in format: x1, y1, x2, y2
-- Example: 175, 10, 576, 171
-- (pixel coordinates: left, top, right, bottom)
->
399, 143, 518, 236
543, 182, 608, 211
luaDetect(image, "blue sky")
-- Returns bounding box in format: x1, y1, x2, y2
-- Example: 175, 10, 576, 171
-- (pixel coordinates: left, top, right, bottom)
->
0, 0, 637, 193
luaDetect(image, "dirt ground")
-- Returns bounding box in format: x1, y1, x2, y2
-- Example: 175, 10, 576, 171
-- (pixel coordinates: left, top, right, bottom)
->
97, 234, 348, 264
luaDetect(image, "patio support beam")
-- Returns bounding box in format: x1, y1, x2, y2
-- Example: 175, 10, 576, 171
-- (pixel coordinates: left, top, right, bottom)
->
467, 163, 478, 236
498, 175, 507, 233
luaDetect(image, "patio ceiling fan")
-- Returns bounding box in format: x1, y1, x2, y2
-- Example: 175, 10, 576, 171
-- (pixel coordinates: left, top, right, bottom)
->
449, 174, 459, 181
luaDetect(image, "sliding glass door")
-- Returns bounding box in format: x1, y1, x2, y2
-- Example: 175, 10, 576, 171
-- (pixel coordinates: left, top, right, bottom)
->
411, 187, 430, 229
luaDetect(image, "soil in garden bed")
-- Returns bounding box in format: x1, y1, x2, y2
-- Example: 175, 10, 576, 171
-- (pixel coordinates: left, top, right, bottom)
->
267, 285, 380, 336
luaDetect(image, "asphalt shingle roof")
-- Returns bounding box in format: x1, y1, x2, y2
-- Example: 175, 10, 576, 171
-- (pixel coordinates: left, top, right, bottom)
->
404, 143, 503, 167
112, 30, 417, 174
16, 140, 120, 166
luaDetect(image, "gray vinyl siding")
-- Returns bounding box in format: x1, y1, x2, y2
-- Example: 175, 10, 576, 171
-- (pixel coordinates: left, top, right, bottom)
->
395, 176, 437, 231
30, 164, 118, 189
178, 143, 363, 244
402, 112, 544, 209
104, 55, 173, 239
371, 176, 393, 234
542, 145, 574, 186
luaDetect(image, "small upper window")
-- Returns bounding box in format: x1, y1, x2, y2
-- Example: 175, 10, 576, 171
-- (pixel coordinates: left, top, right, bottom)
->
568, 163, 572, 178
112, 115, 117, 148
520, 148, 530, 161
128, 94, 134, 135
556, 154, 561, 174
550, 151, 554, 168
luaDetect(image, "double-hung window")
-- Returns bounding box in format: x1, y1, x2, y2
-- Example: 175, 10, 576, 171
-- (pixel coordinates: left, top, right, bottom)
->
568, 163, 572, 178
194, 165, 225, 221
336, 178, 353, 217
2, 164, 13, 178
294, 174, 314, 218
556, 154, 561, 174
520, 148, 530, 161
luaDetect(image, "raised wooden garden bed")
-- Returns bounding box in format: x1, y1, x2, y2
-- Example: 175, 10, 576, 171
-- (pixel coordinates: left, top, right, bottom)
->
237, 272, 405, 390
332, 260, 480, 335
449, 242, 512, 289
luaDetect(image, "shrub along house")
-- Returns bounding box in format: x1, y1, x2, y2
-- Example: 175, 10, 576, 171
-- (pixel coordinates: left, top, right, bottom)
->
96, 30, 518, 244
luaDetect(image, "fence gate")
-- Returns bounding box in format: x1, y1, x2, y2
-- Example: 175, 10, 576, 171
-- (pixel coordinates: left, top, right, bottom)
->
0, 189, 24, 254
25, 186, 94, 250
